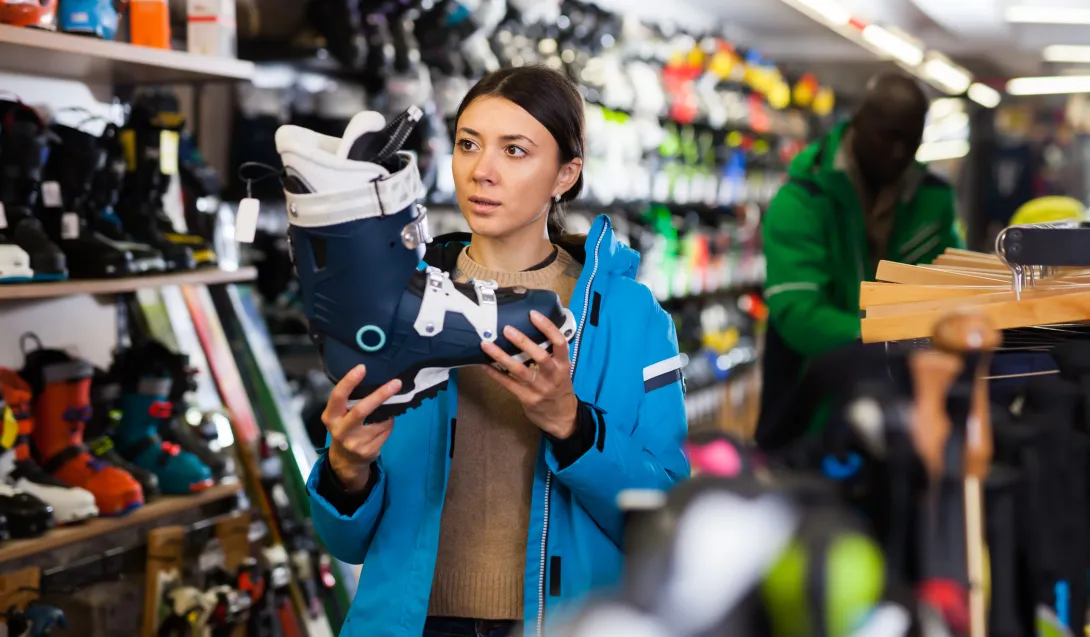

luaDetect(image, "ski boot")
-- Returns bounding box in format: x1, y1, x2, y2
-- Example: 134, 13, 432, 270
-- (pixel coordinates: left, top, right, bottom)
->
0, 235, 33, 282
40, 122, 136, 278
273, 107, 576, 421
149, 341, 234, 481
111, 351, 213, 495
0, 100, 67, 281
0, 0, 57, 28
19, 347, 143, 516
87, 123, 167, 274
86, 367, 161, 498
117, 89, 216, 270
0, 368, 99, 524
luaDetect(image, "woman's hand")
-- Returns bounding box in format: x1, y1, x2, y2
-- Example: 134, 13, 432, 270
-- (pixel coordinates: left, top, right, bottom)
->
480, 310, 579, 439
322, 365, 403, 492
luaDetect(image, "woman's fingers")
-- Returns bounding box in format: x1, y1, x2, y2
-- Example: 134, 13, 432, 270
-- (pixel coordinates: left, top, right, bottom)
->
323, 365, 366, 423
328, 378, 402, 442
501, 324, 551, 364
531, 310, 570, 360
481, 340, 537, 383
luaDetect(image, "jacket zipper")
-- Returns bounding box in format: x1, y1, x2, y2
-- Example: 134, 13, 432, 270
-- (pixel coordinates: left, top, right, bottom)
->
537, 220, 608, 637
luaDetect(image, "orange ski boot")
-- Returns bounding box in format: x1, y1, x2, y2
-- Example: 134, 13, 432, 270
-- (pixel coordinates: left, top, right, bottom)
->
0, 368, 98, 524
20, 347, 144, 516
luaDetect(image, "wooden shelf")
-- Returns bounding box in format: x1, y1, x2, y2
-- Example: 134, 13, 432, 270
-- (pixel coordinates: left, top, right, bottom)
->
0, 482, 242, 565
0, 267, 257, 301
0, 24, 254, 84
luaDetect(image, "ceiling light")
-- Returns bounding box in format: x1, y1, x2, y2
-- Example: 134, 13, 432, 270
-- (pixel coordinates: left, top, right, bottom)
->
922, 56, 972, 94
862, 25, 925, 67
1006, 6, 1090, 24
795, 0, 852, 26
1007, 75, 1090, 95
1043, 45, 1090, 63
916, 140, 970, 163
968, 83, 1001, 108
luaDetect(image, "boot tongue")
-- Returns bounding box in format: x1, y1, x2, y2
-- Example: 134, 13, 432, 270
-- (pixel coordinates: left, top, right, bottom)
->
342, 107, 424, 169
336, 111, 388, 161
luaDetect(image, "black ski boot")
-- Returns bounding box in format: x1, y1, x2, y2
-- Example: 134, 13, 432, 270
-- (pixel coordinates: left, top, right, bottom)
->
0, 100, 67, 281
40, 123, 136, 279
117, 90, 215, 271
87, 123, 167, 274
85, 367, 161, 499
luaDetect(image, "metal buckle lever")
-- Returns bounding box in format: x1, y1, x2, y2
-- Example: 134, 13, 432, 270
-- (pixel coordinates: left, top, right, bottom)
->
414, 267, 449, 337
473, 279, 499, 342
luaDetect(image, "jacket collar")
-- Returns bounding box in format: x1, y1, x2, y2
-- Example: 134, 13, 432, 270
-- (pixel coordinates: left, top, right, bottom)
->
427, 214, 640, 280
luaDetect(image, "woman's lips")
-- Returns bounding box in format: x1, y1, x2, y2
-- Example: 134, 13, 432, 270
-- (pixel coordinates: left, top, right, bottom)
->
467, 196, 501, 214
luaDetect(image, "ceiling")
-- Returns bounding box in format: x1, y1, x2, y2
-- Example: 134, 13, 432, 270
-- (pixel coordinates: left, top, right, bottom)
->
596, 0, 1090, 85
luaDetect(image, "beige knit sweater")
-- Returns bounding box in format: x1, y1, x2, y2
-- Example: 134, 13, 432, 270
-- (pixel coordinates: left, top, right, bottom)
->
427, 245, 581, 620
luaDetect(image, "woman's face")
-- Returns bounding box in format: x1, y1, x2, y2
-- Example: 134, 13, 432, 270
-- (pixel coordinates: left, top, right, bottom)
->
452, 96, 580, 240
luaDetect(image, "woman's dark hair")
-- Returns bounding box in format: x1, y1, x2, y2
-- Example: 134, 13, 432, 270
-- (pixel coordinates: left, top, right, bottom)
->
455, 65, 585, 239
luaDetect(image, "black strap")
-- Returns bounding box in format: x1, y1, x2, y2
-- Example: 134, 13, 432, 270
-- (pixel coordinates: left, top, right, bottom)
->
117, 435, 158, 461
41, 445, 88, 475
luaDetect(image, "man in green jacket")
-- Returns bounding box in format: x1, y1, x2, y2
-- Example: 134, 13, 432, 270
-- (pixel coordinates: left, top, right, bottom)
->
756, 72, 964, 447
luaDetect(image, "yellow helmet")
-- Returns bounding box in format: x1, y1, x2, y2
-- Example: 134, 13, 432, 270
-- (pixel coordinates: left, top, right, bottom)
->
1009, 196, 1086, 226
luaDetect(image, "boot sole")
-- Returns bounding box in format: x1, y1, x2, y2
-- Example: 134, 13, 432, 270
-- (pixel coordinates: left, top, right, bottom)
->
359, 308, 578, 424
55, 503, 101, 525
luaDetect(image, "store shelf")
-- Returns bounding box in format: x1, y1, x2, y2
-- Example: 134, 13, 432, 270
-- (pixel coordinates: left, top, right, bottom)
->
0, 267, 257, 301
0, 482, 242, 565
0, 24, 254, 84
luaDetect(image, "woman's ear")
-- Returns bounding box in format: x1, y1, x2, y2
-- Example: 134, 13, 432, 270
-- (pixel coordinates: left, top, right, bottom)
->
556, 157, 583, 196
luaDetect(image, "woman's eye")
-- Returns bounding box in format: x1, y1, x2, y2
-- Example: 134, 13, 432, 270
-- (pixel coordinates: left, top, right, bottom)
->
505, 145, 527, 158
456, 139, 478, 152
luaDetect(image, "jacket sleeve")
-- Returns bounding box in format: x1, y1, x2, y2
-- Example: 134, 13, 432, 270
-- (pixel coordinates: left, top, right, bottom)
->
306, 452, 388, 565
941, 189, 966, 251
763, 182, 861, 357
544, 301, 690, 545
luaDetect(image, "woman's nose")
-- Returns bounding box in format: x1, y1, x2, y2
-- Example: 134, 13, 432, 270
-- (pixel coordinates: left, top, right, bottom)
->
471, 152, 498, 183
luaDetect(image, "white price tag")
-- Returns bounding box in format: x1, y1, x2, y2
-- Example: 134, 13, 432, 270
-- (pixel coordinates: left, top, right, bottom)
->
235, 198, 260, 243
0, 202, 7, 229
61, 212, 79, 239
41, 181, 62, 208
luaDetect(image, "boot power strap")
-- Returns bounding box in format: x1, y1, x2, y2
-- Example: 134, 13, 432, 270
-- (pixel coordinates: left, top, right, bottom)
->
285, 151, 425, 228
414, 267, 499, 343
41, 445, 89, 475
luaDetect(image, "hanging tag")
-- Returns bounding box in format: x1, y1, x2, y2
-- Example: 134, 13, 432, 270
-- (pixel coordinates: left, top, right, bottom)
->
235, 198, 260, 243
159, 130, 179, 176
0, 202, 7, 230
41, 181, 62, 208
61, 212, 80, 239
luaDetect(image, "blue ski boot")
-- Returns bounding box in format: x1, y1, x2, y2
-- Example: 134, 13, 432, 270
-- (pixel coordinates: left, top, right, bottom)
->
274, 107, 577, 422
111, 364, 213, 495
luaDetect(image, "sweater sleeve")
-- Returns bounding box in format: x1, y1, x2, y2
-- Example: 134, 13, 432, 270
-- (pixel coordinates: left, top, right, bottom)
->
763, 181, 862, 357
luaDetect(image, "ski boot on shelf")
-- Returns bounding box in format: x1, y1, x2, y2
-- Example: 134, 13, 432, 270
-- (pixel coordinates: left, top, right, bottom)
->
160, 349, 235, 481
0, 235, 33, 282
273, 107, 576, 421
0, 0, 57, 28
19, 347, 143, 516
87, 123, 168, 274
40, 122, 136, 279
0, 100, 68, 281
111, 347, 214, 494
117, 90, 216, 271
0, 368, 98, 525
85, 367, 161, 498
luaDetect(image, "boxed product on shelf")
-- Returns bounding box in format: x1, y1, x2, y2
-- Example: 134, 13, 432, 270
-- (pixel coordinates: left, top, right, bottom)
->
186, 0, 236, 58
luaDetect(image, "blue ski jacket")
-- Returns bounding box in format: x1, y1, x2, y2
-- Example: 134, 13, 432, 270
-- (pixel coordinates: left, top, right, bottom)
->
305, 214, 690, 637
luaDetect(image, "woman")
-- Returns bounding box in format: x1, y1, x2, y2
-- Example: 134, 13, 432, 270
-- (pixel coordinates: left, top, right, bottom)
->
307, 65, 689, 637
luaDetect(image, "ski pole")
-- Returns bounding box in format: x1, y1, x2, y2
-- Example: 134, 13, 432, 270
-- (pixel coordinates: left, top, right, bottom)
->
932, 312, 1001, 637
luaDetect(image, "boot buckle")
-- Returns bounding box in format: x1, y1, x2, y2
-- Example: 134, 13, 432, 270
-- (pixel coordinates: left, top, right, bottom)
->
401, 205, 433, 250
414, 267, 449, 338
472, 279, 499, 342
